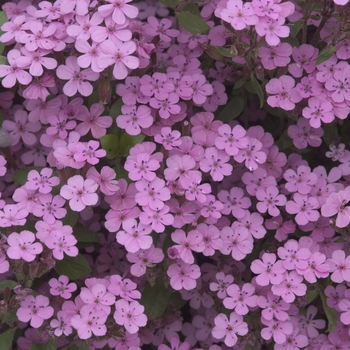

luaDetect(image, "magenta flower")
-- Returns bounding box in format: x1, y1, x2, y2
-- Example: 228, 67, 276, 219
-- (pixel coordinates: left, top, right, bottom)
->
327, 250, 350, 283
266, 75, 302, 111
145, 17, 179, 42
216, 0, 258, 30
218, 187, 251, 218
74, 140, 106, 165
60, 175, 98, 212
60, 0, 89, 15
250, 253, 286, 286
114, 300, 147, 334
56, 57, 99, 97
212, 312, 248, 347
286, 193, 320, 225
301, 252, 330, 283
80, 283, 116, 314
255, 17, 290, 46
191, 74, 213, 105
321, 190, 350, 228
7, 231, 43, 262
223, 283, 258, 315
116, 219, 152, 253
16, 295, 54, 328
234, 137, 267, 171
215, 124, 249, 156
209, 272, 234, 299
277, 239, 311, 270
18, 22, 56, 51
26, 168, 60, 194
259, 43, 292, 70
154, 127, 182, 151
49, 275, 77, 299
257, 291, 290, 321
98, 0, 138, 24
0, 14, 26, 43
261, 318, 293, 344
167, 260, 201, 290
200, 147, 232, 181
171, 229, 204, 264
76, 104, 113, 138
150, 93, 181, 119
325, 66, 350, 103
71, 305, 107, 339
284, 165, 318, 195
139, 205, 174, 233
117, 105, 153, 135
44, 230, 78, 260
271, 271, 306, 303
86, 166, 119, 196
99, 40, 139, 80
50, 311, 73, 337
256, 186, 286, 217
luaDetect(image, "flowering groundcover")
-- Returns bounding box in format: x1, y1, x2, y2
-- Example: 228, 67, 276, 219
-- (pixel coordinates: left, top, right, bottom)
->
1, 0, 350, 349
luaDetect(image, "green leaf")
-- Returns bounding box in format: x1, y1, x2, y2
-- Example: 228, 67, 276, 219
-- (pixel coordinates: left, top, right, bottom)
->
30, 339, 56, 350
119, 133, 145, 157
316, 46, 335, 65
0, 11, 8, 27
217, 97, 245, 122
290, 19, 304, 38
323, 122, 338, 146
61, 208, 79, 227
0, 280, 18, 290
100, 134, 119, 159
182, 3, 200, 15
250, 72, 264, 108
140, 279, 169, 319
320, 291, 337, 332
274, 130, 294, 151
0, 55, 8, 65
168, 291, 187, 309
215, 46, 234, 58
73, 224, 99, 243
54, 254, 92, 280
177, 12, 210, 34
159, 0, 179, 9
13, 166, 44, 185
109, 98, 123, 119
0, 328, 15, 350
306, 284, 319, 304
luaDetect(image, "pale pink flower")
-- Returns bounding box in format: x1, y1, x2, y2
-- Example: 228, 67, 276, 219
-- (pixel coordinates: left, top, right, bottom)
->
114, 300, 147, 334
327, 250, 350, 283
167, 260, 201, 290
98, 0, 139, 25
49, 275, 77, 299
7, 231, 42, 262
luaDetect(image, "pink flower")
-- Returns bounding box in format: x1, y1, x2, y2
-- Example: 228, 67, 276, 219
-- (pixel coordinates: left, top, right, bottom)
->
191, 74, 213, 105
76, 104, 113, 139
209, 272, 234, 299
16, 295, 54, 328
71, 305, 107, 339
117, 105, 153, 135
215, 124, 249, 156
259, 43, 293, 70
325, 66, 350, 103
2, 109, 41, 146
234, 137, 267, 171
80, 283, 116, 314
19, 22, 56, 51
60, 175, 98, 212
216, 0, 258, 30
303, 97, 335, 128
271, 271, 306, 303
108, 275, 141, 301
150, 93, 181, 119
257, 291, 290, 321
49, 275, 77, 299
60, 0, 89, 15
256, 186, 286, 217
277, 239, 311, 270
223, 283, 258, 315
154, 127, 182, 151
298, 305, 326, 338
99, 40, 139, 80
251, 253, 286, 286
26, 168, 60, 194
159, 336, 190, 350
301, 252, 330, 283
74, 140, 106, 165
145, 17, 179, 42
86, 166, 119, 196
212, 312, 248, 347
289, 44, 318, 78
116, 219, 152, 253
261, 318, 293, 344
286, 193, 320, 225
44, 229, 78, 260
50, 311, 73, 337
284, 165, 318, 194
327, 250, 350, 283
200, 147, 232, 181
7, 231, 43, 262
114, 300, 147, 334
98, 0, 138, 24
139, 205, 174, 233
255, 17, 290, 46
266, 75, 302, 111
171, 229, 204, 264
218, 187, 251, 218
167, 260, 201, 290
321, 190, 350, 228
288, 117, 324, 149
32, 194, 66, 224
56, 57, 99, 97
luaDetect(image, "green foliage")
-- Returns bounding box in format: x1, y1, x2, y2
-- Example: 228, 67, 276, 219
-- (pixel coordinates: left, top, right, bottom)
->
30, 339, 56, 350
119, 133, 145, 157
250, 72, 264, 108
62, 208, 79, 227
316, 46, 335, 65
0, 280, 18, 291
290, 19, 304, 38
177, 12, 210, 34
215, 46, 235, 58
109, 98, 123, 119
217, 97, 245, 122
73, 224, 100, 243
320, 291, 337, 332
306, 284, 319, 304
159, 0, 179, 9
100, 134, 120, 159
322, 122, 338, 147
140, 279, 170, 319
54, 254, 92, 280
0, 328, 16, 350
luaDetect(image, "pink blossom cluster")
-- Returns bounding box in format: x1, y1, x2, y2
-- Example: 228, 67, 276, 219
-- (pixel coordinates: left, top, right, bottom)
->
1, 0, 350, 349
